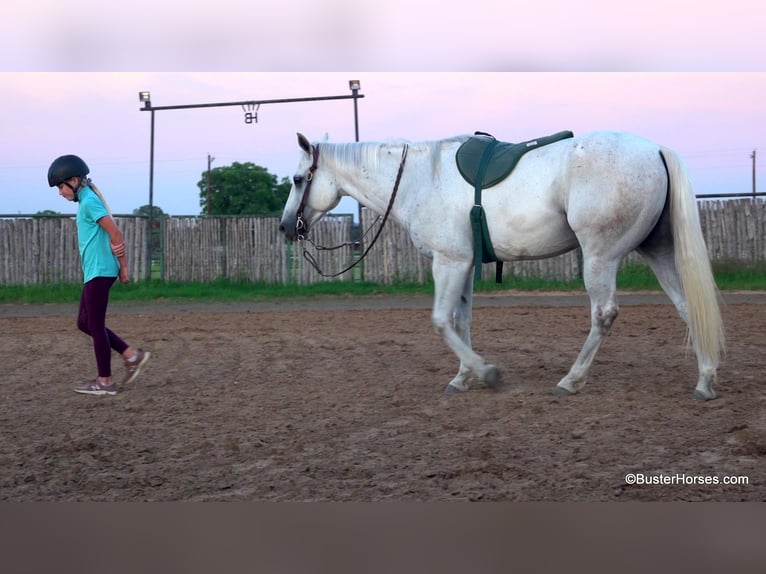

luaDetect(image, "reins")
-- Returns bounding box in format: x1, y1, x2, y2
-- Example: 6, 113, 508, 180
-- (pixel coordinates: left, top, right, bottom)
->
298, 143, 409, 278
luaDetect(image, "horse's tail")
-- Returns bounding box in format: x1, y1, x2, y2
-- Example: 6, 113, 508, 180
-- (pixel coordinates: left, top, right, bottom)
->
660, 147, 724, 366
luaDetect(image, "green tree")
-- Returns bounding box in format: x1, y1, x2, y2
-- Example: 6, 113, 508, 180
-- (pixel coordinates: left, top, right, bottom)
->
133, 204, 167, 219
33, 210, 61, 218
198, 162, 291, 215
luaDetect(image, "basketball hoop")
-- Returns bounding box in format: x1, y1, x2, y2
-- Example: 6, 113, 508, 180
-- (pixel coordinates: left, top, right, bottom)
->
242, 102, 260, 124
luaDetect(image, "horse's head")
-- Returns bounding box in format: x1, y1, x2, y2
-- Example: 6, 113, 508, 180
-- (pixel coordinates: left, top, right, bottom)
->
279, 133, 341, 241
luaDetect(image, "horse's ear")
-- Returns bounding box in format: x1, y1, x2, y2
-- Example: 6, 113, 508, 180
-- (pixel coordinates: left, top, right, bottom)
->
322, 133, 329, 142
297, 133, 312, 154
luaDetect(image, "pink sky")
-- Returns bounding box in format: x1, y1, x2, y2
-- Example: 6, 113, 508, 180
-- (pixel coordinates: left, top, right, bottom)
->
3, 2, 764, 216
1, 73, 763, 217
3, 1, 764, 72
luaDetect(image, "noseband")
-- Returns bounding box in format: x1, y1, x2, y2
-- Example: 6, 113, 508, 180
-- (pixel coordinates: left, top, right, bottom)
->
295, 145, 321, 239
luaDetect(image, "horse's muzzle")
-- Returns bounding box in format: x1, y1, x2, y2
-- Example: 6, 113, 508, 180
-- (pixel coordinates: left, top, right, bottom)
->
279, 216, 303, 241
279, 222, 295, 240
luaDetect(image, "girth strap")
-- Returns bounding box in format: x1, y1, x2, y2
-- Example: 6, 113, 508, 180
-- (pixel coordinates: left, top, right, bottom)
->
470, 138, 503, 282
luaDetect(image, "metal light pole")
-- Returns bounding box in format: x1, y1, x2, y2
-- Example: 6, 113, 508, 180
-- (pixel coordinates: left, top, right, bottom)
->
138, 91, 155, 279
138, 83, 365, 279
349, 79, 360, 142
348, 80, 365, 278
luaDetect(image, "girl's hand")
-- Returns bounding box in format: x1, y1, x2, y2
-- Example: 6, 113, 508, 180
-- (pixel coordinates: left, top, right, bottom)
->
119, 267, 130, 284
111, 241, 125, 257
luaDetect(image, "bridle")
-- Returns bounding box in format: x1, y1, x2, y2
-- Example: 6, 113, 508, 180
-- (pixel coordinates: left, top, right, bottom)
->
295, 145, 321, 240
294, 142, 409, 278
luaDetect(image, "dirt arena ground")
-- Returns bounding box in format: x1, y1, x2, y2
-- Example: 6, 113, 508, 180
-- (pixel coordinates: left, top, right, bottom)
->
1, 292, 763, 501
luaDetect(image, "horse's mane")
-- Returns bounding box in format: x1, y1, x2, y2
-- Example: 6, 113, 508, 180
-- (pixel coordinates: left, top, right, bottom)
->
318, 135, 468, 176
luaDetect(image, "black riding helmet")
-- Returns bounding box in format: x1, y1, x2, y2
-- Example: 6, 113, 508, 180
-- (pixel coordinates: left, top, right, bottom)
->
48, 155, 89, 187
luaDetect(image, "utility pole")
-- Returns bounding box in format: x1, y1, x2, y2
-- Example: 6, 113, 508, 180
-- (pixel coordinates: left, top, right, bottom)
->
752, 150, 757, 198
207, 153, 215, 214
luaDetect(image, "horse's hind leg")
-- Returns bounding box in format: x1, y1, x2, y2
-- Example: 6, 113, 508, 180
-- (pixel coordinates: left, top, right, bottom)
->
431, 257, 502, 393
638, 246, 718, 400
555, 256, 621, 396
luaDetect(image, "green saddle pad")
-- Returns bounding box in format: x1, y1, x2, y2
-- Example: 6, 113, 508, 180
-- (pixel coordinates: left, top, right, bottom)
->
456, 130, 574, 189
457, 130, 574, 283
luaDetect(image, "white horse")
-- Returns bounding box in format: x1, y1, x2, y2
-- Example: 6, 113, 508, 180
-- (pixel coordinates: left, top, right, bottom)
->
280, 131, 724, 400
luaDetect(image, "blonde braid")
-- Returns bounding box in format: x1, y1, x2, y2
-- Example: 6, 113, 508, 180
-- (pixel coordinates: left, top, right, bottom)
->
82, 178, 125, 257
83, 178, 113, 215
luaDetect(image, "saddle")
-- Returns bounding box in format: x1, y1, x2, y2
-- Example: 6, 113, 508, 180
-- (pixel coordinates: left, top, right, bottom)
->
456, 130, 574, 281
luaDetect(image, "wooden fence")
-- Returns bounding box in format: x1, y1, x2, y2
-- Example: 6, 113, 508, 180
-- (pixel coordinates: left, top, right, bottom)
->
362, 199, 766, 283
162, 215, 355, 284
1, 199, 764, 285
0, 216, 149, 285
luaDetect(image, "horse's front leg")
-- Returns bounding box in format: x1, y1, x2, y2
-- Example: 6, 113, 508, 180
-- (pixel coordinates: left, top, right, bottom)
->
431, 258, 503, 393
443, 273, 475, 392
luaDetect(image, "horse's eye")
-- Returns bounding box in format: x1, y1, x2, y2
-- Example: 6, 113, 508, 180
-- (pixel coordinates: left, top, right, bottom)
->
293, 175, 303, 186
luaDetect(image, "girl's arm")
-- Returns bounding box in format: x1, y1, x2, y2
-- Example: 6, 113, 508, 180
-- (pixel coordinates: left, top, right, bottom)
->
98, 215, 130, 284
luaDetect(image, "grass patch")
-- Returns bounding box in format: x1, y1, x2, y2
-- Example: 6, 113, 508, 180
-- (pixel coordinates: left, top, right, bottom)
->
475, 275, 584, 293
617, 263, 662, 290
1, 262, 763, 305
711, 261, 766, 290
0, 279, 435, 305
476, 262, 663, 292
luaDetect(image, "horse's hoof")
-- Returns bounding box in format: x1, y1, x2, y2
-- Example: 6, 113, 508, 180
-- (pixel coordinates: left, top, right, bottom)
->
693, 389, 717, 401
483, 366, 505, 391
553, 385, 577, 397
445, 384, 462, 394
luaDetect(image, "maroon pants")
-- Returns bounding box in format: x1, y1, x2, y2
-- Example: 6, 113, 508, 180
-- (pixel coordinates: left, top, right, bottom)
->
77, 276, 129, 378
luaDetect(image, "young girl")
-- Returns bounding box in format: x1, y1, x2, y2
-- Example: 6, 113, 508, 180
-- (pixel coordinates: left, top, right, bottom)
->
48, 155, 151, 396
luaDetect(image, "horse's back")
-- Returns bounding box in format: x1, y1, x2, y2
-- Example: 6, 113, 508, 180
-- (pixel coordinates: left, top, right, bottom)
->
473, 131, 669, 260
456, 130, 664, 203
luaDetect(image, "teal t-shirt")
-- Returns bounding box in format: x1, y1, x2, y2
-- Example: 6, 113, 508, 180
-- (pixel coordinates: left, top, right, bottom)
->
76, 186, 119, 283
